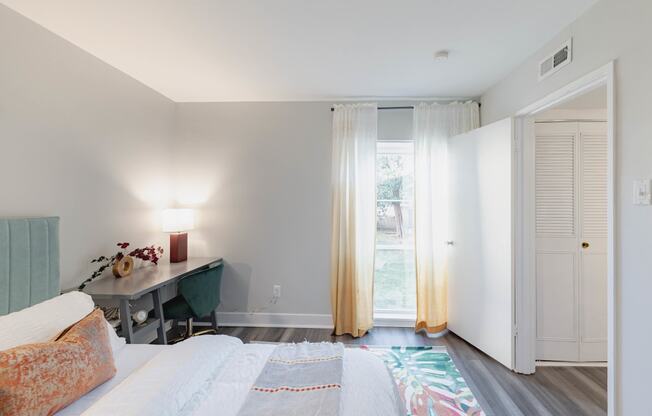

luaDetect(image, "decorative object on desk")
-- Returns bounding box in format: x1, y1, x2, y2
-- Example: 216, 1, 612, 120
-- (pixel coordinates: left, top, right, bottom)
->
132, 309, 148, 325
77, 242, 164, 290
112, 255, 134, 278
162, 208, 195, 263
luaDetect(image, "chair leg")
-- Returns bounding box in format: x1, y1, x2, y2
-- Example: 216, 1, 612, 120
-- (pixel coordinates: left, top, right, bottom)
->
193, 328, 217, 336
185, 317, 194, 338
210, 308, 219, 331
192, 311, 218, 337
166, 319, 190, 345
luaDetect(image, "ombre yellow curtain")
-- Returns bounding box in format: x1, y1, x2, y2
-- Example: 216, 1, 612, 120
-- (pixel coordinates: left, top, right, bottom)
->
330, 103, 378, 337
413, 102, 479, 334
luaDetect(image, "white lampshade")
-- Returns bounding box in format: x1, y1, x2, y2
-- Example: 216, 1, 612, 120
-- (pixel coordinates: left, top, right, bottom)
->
162, 208, 195, 233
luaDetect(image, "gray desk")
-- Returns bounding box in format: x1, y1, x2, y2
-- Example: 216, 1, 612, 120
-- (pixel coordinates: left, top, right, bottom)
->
83, 257, 222, 344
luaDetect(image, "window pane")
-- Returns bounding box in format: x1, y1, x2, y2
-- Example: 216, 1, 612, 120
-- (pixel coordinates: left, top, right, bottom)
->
376, 202, 414, 246
374, 141, 416, 314
376, 153, 414, 202
374, 249, 416, 312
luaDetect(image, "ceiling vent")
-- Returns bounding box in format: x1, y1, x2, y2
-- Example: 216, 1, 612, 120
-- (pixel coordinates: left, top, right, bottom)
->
538, 38, 572, 81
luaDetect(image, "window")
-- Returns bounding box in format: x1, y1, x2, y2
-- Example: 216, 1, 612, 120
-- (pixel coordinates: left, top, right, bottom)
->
374, 141, 416, 316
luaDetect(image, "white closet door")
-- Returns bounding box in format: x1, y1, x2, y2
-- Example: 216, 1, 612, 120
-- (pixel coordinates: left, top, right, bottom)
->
535, 121, 607, 362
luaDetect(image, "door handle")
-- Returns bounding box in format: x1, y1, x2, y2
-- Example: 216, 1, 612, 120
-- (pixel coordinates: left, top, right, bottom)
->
446, 241, 454, 246
582, 242, 590, 249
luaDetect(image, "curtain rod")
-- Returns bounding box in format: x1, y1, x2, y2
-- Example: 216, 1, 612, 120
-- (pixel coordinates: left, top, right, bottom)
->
330, 103, 480, 112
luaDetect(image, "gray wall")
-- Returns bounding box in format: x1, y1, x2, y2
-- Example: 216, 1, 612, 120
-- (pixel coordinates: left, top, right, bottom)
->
174, 102, 334, 315
480, 0, 651, 413
0, 5, 175, 289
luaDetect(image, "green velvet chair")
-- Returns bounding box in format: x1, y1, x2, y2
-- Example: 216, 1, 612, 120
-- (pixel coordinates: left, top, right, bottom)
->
163, 264, 223, 342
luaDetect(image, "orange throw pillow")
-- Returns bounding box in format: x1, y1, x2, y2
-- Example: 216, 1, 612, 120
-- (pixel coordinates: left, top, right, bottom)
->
0, 308, 116, 416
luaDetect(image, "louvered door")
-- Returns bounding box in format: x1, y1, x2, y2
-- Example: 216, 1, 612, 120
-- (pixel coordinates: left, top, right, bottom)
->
535, 122, 579, 361
535, 121, 607, 362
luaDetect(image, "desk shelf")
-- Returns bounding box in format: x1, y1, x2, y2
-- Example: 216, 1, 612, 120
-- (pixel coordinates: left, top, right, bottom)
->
117, 318, 160, 343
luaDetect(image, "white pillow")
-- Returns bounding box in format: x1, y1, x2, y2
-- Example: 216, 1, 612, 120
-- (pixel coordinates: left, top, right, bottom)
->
0, 291, 127, 354
0, 291, 95, 351
105, 320, 126, 354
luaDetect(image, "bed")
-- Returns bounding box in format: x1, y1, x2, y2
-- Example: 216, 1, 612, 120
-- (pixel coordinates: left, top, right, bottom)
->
0, 218, 403, 416
51, 339, 402, 416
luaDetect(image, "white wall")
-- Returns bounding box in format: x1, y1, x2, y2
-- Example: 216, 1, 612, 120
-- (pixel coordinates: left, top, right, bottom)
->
480, 0, 652, 413
0, 5, 175, 289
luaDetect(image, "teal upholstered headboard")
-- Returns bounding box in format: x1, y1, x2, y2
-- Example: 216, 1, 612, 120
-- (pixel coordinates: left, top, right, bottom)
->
0, 217, 60, 315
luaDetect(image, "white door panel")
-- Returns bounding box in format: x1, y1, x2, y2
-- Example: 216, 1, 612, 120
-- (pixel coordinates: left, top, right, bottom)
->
580, 252, 608, 361
536, 252, 576, 341
448, 117, 514, 370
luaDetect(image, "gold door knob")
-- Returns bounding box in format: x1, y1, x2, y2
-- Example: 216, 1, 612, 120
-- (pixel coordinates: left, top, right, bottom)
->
582, 242, 590, 249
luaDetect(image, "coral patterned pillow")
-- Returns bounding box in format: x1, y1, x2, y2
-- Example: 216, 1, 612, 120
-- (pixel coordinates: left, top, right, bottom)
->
0, 308, 116, 416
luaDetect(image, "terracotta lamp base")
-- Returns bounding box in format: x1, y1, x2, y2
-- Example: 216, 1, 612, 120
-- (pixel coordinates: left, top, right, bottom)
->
169, 232, 188, 263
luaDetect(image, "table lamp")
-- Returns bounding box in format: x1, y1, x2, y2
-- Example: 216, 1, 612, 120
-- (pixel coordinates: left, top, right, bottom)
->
162, 208, 195, 263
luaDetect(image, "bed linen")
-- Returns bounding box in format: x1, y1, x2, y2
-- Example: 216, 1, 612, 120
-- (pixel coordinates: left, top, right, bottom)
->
236, 342, 345, 416
197, 343, 403, 416
70, 336, 402, 416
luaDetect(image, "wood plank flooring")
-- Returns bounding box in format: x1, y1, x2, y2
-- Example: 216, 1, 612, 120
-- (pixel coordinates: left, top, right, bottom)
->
211, 326, 607, 416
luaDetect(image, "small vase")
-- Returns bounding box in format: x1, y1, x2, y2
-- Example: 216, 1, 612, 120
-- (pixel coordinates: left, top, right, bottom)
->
112, 255, 134, 278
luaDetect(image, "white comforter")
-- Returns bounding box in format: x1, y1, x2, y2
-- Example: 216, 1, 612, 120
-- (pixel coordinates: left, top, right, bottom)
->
80, 336, 402, 416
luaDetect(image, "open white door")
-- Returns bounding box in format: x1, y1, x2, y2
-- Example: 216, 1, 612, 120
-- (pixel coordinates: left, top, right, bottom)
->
447, 118, 514, 370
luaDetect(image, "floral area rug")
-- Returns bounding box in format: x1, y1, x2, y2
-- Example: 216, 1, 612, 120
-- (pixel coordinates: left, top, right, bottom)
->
357, 345, 485, 416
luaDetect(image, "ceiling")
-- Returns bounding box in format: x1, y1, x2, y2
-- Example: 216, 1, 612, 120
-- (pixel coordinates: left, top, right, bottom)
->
2, 0, 598, 102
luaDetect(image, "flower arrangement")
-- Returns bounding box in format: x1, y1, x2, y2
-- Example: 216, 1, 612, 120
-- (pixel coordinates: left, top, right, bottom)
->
77, 242, 164, 290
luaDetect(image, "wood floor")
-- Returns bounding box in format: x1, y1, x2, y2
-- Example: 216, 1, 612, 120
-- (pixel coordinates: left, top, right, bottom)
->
211, 326, 607, 416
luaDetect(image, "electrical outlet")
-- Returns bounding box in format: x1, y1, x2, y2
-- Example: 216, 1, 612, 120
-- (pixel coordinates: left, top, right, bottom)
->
273, 285, 281, 299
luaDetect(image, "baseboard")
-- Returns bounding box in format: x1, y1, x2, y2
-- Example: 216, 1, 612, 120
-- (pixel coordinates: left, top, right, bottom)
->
190, 311, 418, 330
374, 316, 415, 328
536, 360, 608, 367
214, 312, 333, 329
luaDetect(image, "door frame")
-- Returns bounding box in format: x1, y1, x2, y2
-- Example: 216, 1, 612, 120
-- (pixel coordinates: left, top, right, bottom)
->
513, 61, 615, 415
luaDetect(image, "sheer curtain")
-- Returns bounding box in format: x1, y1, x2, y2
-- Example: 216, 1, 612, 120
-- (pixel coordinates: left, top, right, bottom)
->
413, 101, 479, 333
330, 103, 378, 337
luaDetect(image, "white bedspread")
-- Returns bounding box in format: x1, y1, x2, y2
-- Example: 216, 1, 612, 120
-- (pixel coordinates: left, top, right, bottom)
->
76, 336, 402, 416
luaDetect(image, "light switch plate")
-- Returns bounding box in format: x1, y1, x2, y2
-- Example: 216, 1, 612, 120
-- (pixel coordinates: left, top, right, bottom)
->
633, 179, 651, 205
